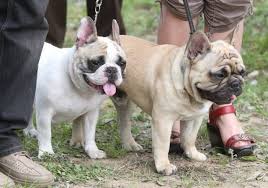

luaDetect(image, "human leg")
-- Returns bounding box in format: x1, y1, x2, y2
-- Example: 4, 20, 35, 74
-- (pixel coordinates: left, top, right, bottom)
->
0, 0, 48, 157
205, 29, 255, 153
204, 0, 255, 155
157, 1, 200, 153
45, 0, 67, 47
157, 1, 199, 45
0, 0, 53, 185
86, 0, 126, 36
157, 0, 255, 156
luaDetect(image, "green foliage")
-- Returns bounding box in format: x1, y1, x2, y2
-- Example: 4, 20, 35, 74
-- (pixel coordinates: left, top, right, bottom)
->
122, 0, 159, 39
243, 0, 268, 70
42, 156, 113, 183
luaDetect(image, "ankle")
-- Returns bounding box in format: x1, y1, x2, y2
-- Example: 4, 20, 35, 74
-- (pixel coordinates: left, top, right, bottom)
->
212, 103, 232, 110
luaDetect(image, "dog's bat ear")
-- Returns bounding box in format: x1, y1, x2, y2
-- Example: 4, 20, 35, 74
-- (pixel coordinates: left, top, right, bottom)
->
187, 31, 211, 62
111, 19, 121, 45
76, 17, 97, 48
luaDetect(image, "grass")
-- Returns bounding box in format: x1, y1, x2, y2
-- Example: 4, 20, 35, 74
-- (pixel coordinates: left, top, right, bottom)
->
19, 0, 268, 186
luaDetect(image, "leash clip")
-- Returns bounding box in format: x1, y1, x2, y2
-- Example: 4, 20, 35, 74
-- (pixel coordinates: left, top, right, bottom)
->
94, 0, 103, 24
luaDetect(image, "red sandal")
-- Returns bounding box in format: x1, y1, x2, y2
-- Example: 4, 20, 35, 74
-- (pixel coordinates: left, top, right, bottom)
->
207, 104, 256, 157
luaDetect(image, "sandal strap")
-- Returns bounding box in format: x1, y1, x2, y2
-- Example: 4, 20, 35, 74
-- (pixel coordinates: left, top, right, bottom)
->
209, 104, 236, 125
171, 131, 180, 139
225, 134, 255, 148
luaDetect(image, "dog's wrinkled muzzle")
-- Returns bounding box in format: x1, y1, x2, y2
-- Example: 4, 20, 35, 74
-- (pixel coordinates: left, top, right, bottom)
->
198, 76, 243, 105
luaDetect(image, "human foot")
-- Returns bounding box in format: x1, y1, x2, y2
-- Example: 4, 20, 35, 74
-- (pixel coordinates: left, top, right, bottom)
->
0, 151, 54, 186
208, 104, 256, 156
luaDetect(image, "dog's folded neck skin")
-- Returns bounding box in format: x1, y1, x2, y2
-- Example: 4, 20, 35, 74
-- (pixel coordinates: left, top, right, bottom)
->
171, 32, 212, 105
68, 49, 93, 93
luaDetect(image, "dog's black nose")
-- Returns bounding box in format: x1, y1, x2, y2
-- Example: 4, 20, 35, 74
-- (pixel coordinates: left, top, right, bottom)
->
105, 66, 118, 82
231, 80, 241, 90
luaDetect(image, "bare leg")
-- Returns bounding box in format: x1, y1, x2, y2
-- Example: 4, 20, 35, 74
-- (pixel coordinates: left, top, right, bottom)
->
157, 4, 198, 143
206, 20, 244, 51
157, 4, 198, 46
205, 21, 250, 147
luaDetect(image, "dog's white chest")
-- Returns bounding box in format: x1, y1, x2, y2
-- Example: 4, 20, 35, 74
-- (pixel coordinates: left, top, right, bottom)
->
51, 93, 107, 123
35, 43, 108, 124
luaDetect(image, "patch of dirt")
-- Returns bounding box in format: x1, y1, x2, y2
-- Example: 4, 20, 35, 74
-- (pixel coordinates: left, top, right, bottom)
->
53, 115, 268, 188
54, 152, 268, 188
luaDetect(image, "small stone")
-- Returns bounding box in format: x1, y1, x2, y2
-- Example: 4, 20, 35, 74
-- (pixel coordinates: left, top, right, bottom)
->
263, 91, 268, 98
262, 70, 268, 77
247, 70, 259, 79
156, 180, 166, 186
250, 80, 258, 85
246, 171, 265, 181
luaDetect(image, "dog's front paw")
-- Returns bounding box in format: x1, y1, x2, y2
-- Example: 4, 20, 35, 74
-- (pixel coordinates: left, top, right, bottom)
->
156, 163, 177, 176
38, 149, 55, 159
122, 140, 143, 151
70, 139, 84, 148
23, 128, 38, 138
85, 148, 107, 159
184, 150, 207, 161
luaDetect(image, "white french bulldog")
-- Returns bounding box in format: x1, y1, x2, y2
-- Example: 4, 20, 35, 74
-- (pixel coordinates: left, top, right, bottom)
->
24, 17, 126, 159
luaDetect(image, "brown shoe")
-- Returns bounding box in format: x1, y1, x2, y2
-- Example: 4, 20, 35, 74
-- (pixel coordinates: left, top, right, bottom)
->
0, 151, 53, 187
0, 171, 15, 188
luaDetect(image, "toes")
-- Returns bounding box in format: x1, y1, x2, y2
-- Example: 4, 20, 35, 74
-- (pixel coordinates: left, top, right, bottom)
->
86, 149, 107, 159
70, 139, 84, 148
123, 142, 143, 151
158, 164, 177, 176
185, 151, 207, 161
38, 150, 55, 159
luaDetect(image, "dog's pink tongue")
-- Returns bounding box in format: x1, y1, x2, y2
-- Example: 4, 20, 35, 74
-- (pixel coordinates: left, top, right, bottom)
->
231, 95, 236, 102
103, 83, 116, 96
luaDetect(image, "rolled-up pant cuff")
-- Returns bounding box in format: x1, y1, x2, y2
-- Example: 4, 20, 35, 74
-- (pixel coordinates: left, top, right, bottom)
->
0, 145, 22, 158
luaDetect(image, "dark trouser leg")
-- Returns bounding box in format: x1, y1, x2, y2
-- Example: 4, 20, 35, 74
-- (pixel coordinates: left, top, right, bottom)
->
87, 0, 126, 36
45, 0, 67, 47
0, 0, 48, 157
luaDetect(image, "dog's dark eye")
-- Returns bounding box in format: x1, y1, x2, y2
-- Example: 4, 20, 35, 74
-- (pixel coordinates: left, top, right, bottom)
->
85, 56, 105, 72
210, 69, 228, 80
116, 56, 126, 69
87, 56, 105, 67
215, 72, 225, 79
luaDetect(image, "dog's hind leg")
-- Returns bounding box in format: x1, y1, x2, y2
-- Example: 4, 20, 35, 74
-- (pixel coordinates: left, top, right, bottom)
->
83, 109, 107, 159
112, 94, 143, 151
180, 117, 207, 161
70, 116, 84, 148
23, 112, 38, 138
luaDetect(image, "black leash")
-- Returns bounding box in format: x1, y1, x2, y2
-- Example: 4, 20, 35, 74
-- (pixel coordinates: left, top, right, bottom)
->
182, 0, 196, 35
